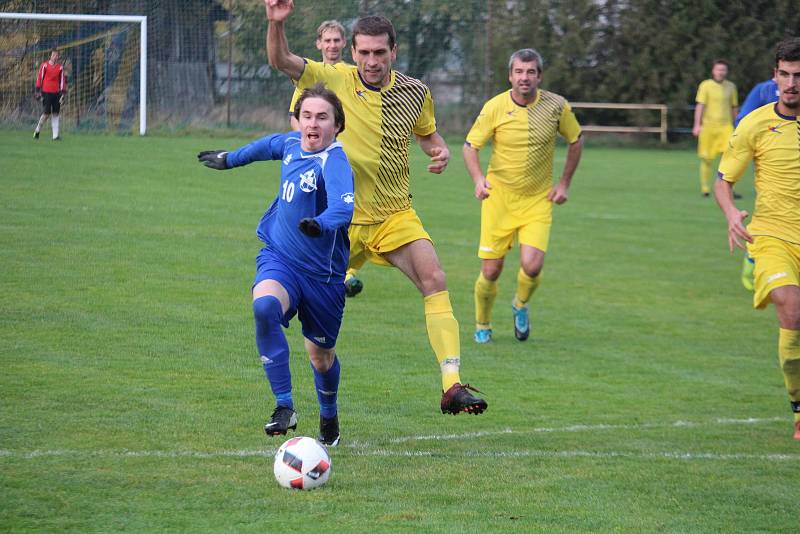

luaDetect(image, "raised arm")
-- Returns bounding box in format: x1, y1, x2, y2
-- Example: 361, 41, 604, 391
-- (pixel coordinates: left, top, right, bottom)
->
265, 0, 305, 81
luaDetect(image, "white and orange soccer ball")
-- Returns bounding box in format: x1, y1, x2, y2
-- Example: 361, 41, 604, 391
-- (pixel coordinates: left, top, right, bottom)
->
273, 436, 332, 490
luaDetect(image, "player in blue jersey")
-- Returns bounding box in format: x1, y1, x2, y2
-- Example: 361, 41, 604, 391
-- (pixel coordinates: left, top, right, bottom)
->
197, 83, 354, 447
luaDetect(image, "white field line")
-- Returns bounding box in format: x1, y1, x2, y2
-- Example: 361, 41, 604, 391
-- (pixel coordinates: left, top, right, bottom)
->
0, 417, 795, 462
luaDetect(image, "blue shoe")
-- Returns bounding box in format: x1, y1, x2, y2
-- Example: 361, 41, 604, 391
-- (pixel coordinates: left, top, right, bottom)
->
512, 302, 530, 341
474, 328, 492, 344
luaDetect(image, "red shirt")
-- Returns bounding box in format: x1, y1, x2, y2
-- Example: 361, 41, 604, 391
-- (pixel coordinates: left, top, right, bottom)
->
36, 61, 67, 93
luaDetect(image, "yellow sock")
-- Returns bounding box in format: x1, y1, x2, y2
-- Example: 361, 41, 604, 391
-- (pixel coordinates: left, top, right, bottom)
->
700, 159, 712, 193
345, 268, 358, 282
514, 268, 541, 308
779, 328, 800, 423
474, 272, 497, 330
424, 291, 461, 391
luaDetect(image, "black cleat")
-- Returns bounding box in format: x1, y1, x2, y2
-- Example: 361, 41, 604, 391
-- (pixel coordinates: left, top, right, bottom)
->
318, 414, 340, 447
33, 131, 39, 139
701, 192, 710, 198
440, 383, 487, 415
53, 136, 61, 141
344, 276, 363, 298
264, 406, 297, 436
733, 192, 743, 200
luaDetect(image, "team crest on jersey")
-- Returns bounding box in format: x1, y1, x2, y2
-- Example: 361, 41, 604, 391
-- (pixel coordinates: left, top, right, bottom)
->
341, 192, 354, 203
283, 153, 293, 165
299, 170, 317, 192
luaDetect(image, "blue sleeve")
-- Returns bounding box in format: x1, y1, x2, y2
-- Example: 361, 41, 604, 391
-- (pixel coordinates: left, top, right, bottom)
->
734, 81, 774, 126
226, 133, 289, 168
314, 151, 354, 232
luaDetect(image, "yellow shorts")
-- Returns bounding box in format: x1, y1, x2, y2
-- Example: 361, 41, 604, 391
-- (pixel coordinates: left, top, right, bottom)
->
697, 124, 733, 159
478, 186, 552, 259
348, 208, 432, 269
748, 236, 800, 309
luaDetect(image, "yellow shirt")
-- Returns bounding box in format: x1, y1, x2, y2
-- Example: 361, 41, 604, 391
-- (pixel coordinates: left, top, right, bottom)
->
297, 60, 437, 224
718, 104, 800, 244
696, 79, 738, 127
465, 90, 582, 196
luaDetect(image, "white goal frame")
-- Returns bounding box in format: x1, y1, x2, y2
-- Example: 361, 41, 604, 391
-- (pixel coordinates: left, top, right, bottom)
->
0, 12, 148, 135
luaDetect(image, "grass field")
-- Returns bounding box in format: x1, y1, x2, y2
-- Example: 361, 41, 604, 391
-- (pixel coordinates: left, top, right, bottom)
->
1, 130, 795, 532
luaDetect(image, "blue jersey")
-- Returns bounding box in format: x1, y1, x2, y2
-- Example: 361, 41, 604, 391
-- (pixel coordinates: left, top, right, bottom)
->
227, 132, 354, 283
735, 79, 778, 126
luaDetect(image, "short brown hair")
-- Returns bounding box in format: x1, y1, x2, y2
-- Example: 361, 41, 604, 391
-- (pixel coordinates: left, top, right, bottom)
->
775, 37, 800, 67
316, 20, 345, 41
293, 82, 346, 134
351, 15, 396, 49
712, 59, 729, 68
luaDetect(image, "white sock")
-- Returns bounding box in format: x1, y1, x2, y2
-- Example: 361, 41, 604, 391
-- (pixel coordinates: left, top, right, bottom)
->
52, 115, 60, 138
35, 114, 46, 133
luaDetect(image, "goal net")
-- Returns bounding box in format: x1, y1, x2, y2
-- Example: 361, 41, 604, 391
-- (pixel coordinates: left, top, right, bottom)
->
0, 13, 146, 135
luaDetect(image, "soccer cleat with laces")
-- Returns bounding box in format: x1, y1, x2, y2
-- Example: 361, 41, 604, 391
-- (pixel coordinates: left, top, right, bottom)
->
33, 131, 39, 139
344, 276, 363, 297
440, 383, 487, 415
318, 415, 340, 447
512, 301, 530, 341
264, 406, 297, 436
474, 328, 492, 344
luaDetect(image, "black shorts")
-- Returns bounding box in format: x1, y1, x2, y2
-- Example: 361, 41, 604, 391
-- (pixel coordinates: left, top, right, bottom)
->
42, 92, 60, 114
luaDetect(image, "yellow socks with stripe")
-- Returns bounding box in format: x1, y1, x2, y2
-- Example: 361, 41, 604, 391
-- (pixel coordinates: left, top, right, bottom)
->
779, 328, 800, 423
699, 159, 712, 194
514, 268, 541, 309
424, 291, 461, 391
474, 272, 498, 330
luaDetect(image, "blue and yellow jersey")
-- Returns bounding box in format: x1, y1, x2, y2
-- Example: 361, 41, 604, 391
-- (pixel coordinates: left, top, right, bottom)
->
296, 59, 436, 225
696, 79, 738, 127
465, 89, 581, 197
718, 104, 800, 245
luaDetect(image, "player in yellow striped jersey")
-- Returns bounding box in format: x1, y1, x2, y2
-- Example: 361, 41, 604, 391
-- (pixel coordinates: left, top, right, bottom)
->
693, 60, 739, 197
715, 37, 800, 440
265, 0, 487, 416
463, 49, 583, 344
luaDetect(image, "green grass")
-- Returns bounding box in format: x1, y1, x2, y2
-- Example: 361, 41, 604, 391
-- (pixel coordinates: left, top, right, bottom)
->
1, 130, 794, 532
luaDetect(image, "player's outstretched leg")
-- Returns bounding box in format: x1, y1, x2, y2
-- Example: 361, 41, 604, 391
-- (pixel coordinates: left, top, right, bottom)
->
779, 328, 800, 440
253, 295, 296, 436
33, 113, 46, 139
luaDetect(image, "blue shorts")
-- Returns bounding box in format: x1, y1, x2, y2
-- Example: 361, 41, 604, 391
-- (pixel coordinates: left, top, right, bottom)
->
254, 247, 345, 349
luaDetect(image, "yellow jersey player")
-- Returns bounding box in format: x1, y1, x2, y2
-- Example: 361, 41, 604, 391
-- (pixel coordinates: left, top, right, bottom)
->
715, 37, 800, 440
693, 60, 739, 197
265, 0, 487, 416
463, 49, 583, 343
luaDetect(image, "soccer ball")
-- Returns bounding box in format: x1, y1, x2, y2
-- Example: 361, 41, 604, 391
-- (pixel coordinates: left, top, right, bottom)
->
273, 436, 332, 490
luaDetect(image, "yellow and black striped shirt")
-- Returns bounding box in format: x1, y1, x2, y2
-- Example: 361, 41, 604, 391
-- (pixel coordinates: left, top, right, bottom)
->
297, 60, 437, 224
466, 90, 581, 197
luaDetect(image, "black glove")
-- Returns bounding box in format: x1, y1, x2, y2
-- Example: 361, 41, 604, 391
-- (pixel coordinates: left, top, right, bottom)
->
298, 218, 322, 237
197, 150, 229, 170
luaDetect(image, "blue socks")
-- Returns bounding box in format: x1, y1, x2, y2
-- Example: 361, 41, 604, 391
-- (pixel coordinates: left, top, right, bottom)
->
311, 356, 340, 419
253, 295, 292, 409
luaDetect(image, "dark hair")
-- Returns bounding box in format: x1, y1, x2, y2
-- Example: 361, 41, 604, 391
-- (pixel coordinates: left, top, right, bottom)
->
508, 48, 544, 73
775, 37, 800, 67
293, 82, 346, 134
712, 59, 729, 68
351, 15, 396, 49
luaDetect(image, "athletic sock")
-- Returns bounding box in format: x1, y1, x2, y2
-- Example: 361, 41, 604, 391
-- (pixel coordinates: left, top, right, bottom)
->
474, 272, 497, 330
35, 114, 46, 133
311, 355, 340, 419
253, 295, 292, 409
423, 290, 461, 391
52, 115, 60, 138
514, 268, 541, 308
779, 328, 800, 423
699, 158, 712, 193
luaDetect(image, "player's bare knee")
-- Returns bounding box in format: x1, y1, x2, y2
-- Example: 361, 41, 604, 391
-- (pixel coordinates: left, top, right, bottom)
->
308, 346, 335, 372
521, 259, 543, 278
420, 267, 447, 294
481, 261, 503, 281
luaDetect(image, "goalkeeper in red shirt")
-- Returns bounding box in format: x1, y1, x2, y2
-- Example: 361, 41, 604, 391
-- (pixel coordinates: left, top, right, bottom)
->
34, 49, 67, 140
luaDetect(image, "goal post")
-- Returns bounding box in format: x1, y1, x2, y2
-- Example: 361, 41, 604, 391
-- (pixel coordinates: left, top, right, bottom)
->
0, 12, 147, 135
